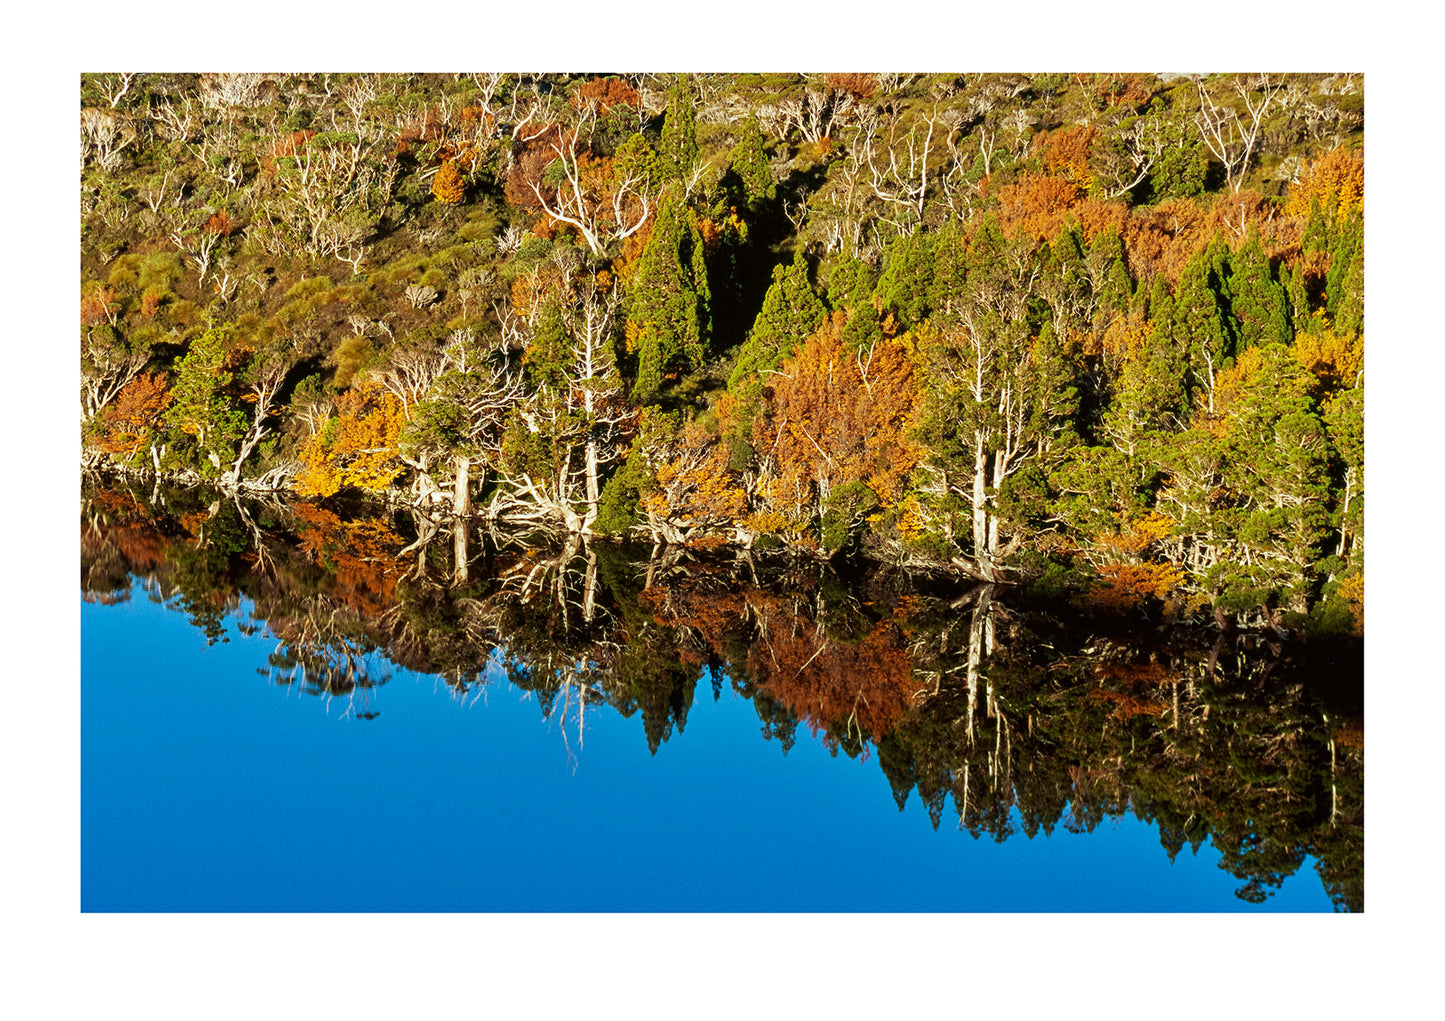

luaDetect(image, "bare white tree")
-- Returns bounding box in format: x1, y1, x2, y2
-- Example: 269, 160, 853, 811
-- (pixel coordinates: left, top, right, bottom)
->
527, 110, 655, 258
1194, 73, 1281, 193
80, 108, 136, 171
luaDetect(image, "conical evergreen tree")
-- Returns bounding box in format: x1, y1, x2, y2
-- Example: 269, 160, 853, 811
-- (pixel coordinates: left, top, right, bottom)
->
1088, 226, 1133, 325
1283, 265, 1319, 336
824, 252, 884, 349
927, 215, 970, 325
1302, 194, 1333, 255
725, 115, 774, 217
1173, 241, 1233, 403
1228, 231, 1291, 349
1327, 209, 1363, 331
658, 76, 698, 183
728, 250, 827, 403
1038, 222, 1089, 337
627, 192, 711, 404
1334, 244, 1364, 339
873, 229, 936, 330
523, 293, 571, 391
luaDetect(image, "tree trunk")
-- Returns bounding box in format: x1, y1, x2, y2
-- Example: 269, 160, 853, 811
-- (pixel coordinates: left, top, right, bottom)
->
971, 436, 994, 582
453, 519, 469, 586
452, 455, 471, 517
452, 455, 471, 586
582, 437, 601, 534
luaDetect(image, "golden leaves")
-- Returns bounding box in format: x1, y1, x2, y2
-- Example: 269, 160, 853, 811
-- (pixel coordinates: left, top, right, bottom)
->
1292, 328, 1363, 393
431, 160, 466, 204
1285, 146, 1364, 220
294, 381, 407, 499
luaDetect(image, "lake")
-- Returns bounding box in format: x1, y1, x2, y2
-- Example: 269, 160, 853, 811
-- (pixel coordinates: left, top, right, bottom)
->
80, 481, 1362, 912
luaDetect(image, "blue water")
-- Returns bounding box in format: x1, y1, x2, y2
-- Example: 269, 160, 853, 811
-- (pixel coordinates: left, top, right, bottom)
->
81, 583, 1335, 912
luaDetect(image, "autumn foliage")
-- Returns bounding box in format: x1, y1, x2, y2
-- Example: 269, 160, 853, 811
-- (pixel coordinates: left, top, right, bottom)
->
753, 313, 919, 528
431, 160, 466, 204
1285, 146, 1364, 220
295, 381, 407, 498
571, 76, 640, 114
97, 372, 171, 458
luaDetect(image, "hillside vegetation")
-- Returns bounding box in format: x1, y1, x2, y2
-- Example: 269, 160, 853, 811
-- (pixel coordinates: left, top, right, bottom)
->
80, 71, 1365, 630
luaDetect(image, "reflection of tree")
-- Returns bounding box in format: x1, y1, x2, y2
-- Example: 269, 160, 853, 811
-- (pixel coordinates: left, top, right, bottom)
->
81, 479, 1363, 908
263, 596, 391, 721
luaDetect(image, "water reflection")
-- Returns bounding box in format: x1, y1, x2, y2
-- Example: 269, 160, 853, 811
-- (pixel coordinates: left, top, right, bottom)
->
81, 478, 1363, 910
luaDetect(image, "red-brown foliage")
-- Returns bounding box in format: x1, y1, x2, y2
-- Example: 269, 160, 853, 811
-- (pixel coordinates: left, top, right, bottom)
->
822, 73, 878, 99
204, 209, 234, 236
81, 285, 117, 327
571, 76, 641, 114
97, 371, 171, 458
993, 174, 1086, 243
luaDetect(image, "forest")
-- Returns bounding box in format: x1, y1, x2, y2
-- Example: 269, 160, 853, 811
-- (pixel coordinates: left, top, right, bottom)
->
79, 72, 1365, 632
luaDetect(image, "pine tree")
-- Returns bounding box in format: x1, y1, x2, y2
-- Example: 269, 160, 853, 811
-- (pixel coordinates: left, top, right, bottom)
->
726, 115, 775, 216
1173, 241, 1233, 410
1302, 194, 1333, 255
1087, 226, 1133, 325
1228, 231, 1291, 349
728, 250, 827, 404
658, 76, 698, 183
1037, 222, 1089, 337
1327, 210, 1363, 336
926, 215, 970, 325
1334, 245, 1363, 338
1283, 265, 1318, 336
874, 229, 936, 331
626, 192, 710, 404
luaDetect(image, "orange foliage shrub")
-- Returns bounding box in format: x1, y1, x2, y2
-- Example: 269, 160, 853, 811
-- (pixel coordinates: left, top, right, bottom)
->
993, 175, 1086, 243
1122, 198, 1210, 284
1075, 73, 1156, 111
294, 381, 407, 498
81, 285, 116, 327
1087, 561, 1187, 615
822, 73, 878, 99
431, 160, 466, 204
753, 312, 920, 519
1285, 146, 1364, 219
204, 209, 234, 236
97, 372, 171, 458
1041, 125, 1097, 187
1070, 199, 1129, 245
572, 76, 641, 113
611, 218, 654, 284
642, 417, 750, 538
504, 124, 567, 209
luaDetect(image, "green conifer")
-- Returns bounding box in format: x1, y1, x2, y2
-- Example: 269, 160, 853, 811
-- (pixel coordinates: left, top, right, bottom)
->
728, 250, 827, 403
658, 76, 698, 183
873, 230, 936, 331
1228, 231, 1291, 348
627, 192, 711, 404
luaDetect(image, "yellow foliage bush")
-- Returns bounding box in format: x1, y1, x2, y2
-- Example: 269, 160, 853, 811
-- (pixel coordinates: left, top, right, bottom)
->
431, 160, 466, 204
294, 382, 407, 498
1285, 146, 1363, 220
1087, 561, 1186, 615
1293, 328, 1363, 392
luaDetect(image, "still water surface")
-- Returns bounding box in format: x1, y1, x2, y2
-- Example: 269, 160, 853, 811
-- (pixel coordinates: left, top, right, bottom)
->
82, 580, 1354, 912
